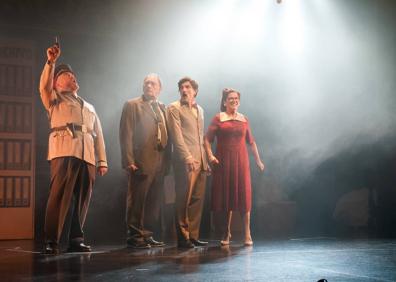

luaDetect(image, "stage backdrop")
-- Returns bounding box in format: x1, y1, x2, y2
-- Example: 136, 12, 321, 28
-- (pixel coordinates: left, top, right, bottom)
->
0, 38, 36, 239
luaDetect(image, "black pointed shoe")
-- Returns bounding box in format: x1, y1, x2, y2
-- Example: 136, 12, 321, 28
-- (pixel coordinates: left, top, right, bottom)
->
127, 238, 151, 249
177, 240, 195, 249
145, 237, 165, 247
43, 242, 60, 255
67, 242, 92, 253
190, 239, 208, 246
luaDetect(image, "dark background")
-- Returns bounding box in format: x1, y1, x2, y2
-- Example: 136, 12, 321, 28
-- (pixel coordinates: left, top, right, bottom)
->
1, 0, 396, 243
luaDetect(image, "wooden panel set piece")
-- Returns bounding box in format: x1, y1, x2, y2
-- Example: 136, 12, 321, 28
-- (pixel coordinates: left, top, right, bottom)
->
0, 38, 35, 240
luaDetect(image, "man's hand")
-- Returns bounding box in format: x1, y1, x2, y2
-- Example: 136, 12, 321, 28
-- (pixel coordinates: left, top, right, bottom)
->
97, 166, 108, 176
47, 44, 61, 64
209, 156, 219, 165
128, 164, 139, 173
186, 158, 200, 172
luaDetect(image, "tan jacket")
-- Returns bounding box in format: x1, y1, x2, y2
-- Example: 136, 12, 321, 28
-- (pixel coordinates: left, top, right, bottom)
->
39, 63, 107, 167
119, 96, 169, 174
167, 100, 208, 170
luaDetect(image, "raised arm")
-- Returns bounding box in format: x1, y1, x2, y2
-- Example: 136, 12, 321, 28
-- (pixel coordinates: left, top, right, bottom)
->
39, 44, 60, 110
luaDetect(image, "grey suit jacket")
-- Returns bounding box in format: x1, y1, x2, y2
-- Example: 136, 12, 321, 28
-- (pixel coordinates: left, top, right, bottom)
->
167, 100, 208, 170
119, 96, 169, 175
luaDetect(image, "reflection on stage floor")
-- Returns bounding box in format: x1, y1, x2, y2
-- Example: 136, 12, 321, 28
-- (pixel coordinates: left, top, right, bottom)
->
1, 238, 396, 281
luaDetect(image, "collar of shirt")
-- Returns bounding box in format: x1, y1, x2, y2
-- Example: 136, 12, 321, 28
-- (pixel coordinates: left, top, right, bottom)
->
57, 90, 76, 96
142, 94, 157, 103
57, 91, 83, 103
219, 112, 246, 122
180, 99, 198, 108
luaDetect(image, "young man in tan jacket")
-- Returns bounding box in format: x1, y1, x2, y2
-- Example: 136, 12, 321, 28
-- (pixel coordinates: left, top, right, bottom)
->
167, 77, 209, 248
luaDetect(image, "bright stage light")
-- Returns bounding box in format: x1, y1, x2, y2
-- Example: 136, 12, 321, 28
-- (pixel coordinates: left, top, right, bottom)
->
279, 0, 305, 57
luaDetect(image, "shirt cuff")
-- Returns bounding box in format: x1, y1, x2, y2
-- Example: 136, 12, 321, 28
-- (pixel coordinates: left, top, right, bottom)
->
97, 160, 108, 167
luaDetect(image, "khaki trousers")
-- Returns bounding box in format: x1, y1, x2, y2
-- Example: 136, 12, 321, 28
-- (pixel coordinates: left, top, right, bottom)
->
174, 163, 207, 242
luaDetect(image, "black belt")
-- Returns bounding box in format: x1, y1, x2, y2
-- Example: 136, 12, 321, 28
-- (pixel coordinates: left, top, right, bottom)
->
50, 123, 95, 138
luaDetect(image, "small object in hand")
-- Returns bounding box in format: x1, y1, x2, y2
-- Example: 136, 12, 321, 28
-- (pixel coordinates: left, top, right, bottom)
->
55, 36, 60, 48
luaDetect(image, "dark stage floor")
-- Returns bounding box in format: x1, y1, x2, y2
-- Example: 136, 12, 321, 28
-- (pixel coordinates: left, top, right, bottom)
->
1, 238, 396, 281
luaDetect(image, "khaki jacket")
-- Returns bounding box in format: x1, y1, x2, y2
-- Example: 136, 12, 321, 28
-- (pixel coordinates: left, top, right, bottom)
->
39, 63, 107, 167
167, 100, 208, 170
119, 96, 169, 174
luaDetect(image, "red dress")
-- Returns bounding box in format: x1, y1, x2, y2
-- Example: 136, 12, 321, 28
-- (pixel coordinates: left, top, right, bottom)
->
206, 113, 255, 212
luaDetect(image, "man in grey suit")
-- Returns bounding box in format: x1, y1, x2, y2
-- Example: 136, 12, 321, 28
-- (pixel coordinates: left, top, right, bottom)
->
167, 77, 209, 248
119, 74, 169, 248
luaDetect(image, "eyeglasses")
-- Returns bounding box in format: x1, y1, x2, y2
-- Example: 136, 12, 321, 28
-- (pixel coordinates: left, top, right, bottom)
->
226, 97, 239, 101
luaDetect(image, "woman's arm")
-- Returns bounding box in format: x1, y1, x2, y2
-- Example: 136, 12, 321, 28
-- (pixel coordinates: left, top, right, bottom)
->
204, 136, 219, 164
249, 141, 265, 171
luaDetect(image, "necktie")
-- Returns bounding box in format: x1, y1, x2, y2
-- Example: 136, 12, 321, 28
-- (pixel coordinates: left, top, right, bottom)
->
151, 101, 168, 150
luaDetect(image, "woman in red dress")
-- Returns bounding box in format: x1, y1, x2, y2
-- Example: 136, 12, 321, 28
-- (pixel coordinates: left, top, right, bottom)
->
204, 88, 265, 246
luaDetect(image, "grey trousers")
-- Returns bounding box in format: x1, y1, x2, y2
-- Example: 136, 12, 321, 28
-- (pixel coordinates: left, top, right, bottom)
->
44, 157, 95, 244
126, 169, 164, 241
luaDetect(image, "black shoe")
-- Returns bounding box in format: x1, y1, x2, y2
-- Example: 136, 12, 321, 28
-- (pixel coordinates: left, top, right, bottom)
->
67, 242, 92, 253
145, 237, 165, 247
177, 240, 195, 249
43, 242, 60, 255
190, 239, 208, 246
127, 238, 151, 249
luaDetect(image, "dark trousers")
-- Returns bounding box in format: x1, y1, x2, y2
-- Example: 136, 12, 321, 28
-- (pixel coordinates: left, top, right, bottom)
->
44, 157, 95, 244
174, 163, 207, 242
126, 169, 164, 241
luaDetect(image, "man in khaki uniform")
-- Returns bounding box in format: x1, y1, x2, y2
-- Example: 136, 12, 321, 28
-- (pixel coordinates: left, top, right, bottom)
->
39, 43, 108, 254
167, 77, 209, 248
119, 74, 169, 248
